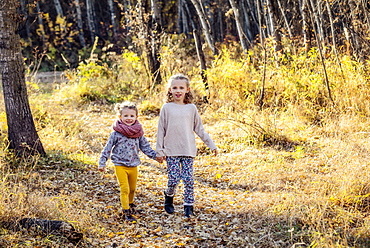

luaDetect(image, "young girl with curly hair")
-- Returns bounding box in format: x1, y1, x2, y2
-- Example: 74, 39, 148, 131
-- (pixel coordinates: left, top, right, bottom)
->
156, 73, 218, 218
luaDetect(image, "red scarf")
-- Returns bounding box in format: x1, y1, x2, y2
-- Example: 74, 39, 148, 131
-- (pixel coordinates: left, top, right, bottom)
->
112, 119, 144, 138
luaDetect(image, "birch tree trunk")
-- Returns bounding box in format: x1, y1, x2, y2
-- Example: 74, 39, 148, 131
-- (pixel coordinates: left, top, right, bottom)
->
75, 0, 86, 47
266, 0, 282, 52
0, 0, 46, 156
178, 0, 190, 35
151, 0, 162, 27
53, 0, 64, 17
150, 0, 162, 85
201, 0, 215, 42
299, 0, 311, 52
86, 0, 97, 43
325, 1, 338, 58
241, 0, 253, 42
307, 0, 334, 103
184, 0, 208, 92
349, 0, 361, 55
108, 0, 118, 40
325, 0, 345, 80
276, 0, 292, 38
189, 0, 217, 55
256, 0, 265, 45
308, 0, 324, 48
229, 0, 248, 51
122, 0, 131, 33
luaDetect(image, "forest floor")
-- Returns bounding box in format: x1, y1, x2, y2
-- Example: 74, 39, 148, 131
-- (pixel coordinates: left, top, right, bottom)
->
2, 98, 370, 247
0, 103, 310, 248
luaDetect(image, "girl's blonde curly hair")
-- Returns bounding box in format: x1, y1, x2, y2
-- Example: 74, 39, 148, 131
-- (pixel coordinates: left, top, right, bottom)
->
166, 73, 193, 104
115, 101, 138, 117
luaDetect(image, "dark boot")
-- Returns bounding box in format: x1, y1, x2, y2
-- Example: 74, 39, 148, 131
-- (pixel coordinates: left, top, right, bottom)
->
184, 205, 194, 218
164, 192, 174, 214
129, 203, 137, 214
124, 209, 137, 222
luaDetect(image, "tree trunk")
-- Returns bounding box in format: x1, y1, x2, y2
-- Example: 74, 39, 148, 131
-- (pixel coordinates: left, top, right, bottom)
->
122, 0, 131, 34
276, 0, 293, 38
150, 0, 162, 86
348, 0, 361, 56
189, 0, 218, 55
184, 0, 208, 91
151, 0, 162, 27
53, 0, 64, 17
36, 1, 46, 48
325, 0, 344, 79
256, 0, 266, 48
308, 0, 324, 47
178, 0, 190, 35
86, 0, 97, 43
75, 0, 86, 47
201, 0, 215, 43
229, 0, 248, 51
266, 0, 282, 52
20, 0, 30, 39
108, 0, 118, 40
241, 0, 253, 43
0, 0, 46, 156
307, 0, 334, 104
299, 0, 311, 53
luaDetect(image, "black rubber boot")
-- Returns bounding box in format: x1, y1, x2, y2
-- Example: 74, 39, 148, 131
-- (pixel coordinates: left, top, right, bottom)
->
164, 192, 174, 214
129, 203, 137, 214
184, 205, 194, 218
124, 209, 137, 222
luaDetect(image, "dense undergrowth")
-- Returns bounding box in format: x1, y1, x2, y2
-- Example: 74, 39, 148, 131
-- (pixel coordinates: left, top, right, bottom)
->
1, 40, 370, 247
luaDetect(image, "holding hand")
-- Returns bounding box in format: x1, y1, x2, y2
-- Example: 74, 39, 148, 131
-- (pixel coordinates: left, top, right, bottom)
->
212, 149, 218, 156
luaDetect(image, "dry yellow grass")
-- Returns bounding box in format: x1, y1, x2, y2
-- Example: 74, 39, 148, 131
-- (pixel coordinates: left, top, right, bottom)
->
1, 94, 370, 247
1, 44, 370, 247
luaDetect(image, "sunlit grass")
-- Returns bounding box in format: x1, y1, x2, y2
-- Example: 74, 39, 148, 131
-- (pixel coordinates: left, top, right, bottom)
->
1, 42, 370, 246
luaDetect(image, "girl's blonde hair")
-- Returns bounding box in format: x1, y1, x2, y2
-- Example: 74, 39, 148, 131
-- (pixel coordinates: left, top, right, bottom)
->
115, 101, 138, 117
166, 73, 193, 104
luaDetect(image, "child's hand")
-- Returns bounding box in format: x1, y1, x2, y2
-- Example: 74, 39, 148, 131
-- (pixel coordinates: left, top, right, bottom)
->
212, 149, 218, 156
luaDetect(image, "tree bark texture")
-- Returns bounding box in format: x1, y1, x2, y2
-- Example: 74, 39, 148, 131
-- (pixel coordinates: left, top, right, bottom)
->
266, 0, 282, 52
229, 0, 248, 51
86, 0, 97, 43
0, 0, 45, 156
149, 0, 162, 85
189, 0, 217, 55
74, 0, 86, 47
108, 0, 118, 40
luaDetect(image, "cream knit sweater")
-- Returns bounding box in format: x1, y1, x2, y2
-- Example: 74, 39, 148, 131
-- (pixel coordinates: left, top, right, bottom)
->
156, 102, 217, 157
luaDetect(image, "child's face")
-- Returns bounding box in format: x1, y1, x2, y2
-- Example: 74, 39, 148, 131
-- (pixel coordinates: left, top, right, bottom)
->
169, 79, 190, 104
119, 108, 137, 126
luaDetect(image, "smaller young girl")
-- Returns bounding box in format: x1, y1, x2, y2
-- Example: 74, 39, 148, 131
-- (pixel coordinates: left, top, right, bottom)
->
156, 73, 218, 218
98, 102, 157, 222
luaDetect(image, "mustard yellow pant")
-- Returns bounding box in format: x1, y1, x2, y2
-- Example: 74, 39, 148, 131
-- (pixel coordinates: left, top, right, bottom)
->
114, 166, 138, 210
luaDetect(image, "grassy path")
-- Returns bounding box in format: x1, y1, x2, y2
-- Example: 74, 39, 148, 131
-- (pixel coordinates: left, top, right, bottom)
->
55, 109, 305, 247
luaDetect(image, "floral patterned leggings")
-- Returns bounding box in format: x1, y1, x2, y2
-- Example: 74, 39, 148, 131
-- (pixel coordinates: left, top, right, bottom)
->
165, 156, 194, 205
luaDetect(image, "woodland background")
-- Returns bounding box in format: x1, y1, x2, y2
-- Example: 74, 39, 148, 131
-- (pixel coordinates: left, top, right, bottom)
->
1, 0, 370, 247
